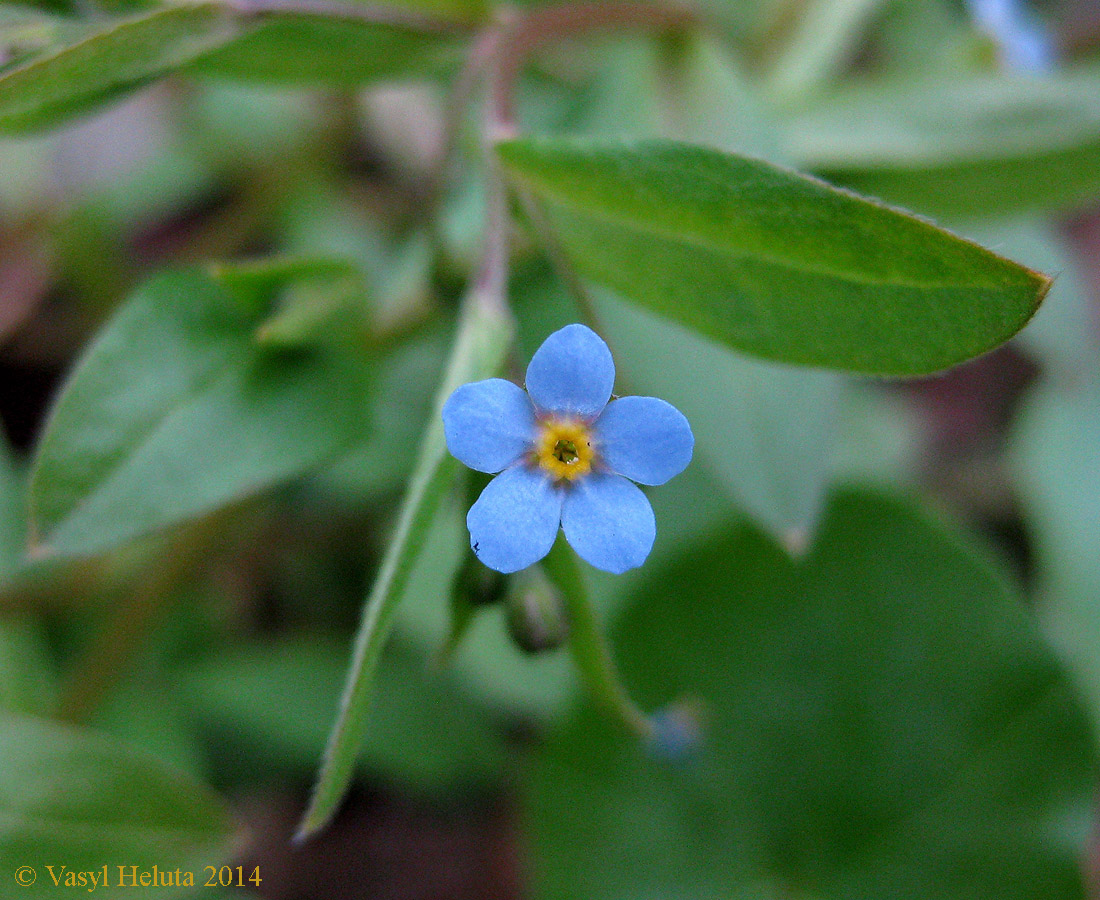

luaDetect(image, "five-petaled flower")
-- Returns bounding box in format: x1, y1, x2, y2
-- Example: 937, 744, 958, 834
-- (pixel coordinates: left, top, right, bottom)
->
442, 324, 694, 574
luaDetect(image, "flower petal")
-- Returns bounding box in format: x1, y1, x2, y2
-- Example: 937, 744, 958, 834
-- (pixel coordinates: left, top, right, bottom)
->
467, 465, 563, 573
561, 473, 655, 574
442, 378, 536, 474
594, 396, 694, 486
525, 324, 615, 419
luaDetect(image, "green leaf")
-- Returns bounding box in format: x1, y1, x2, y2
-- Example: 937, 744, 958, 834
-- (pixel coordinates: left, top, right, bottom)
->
0, 713, 234, 899
0, 3, 239, 134
314, 328, 449, 501
94, 680, 207, 781
207, 254, 358, 309
0, 431, 25, 582
1011, 377, 1100, 742
960, 219, 1098, 378
0, 620, 57, 717
498, 138, 1049, 375
783, 68, 1100, 219
275, 185, 434, 331
526, 490, 1096, 900
352, 0, 487, 20
29, 267, 372, 558
299, 295, 511, 840
765, 0, 889, 101
178, 637, 507, 788
189, 13, 463, 85
0, 6, 85, 72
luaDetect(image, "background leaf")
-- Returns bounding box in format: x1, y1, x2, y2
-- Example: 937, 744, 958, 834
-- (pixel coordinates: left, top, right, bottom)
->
0, 620, 57, 717
596, 292, 841, 542
764, 0, 888, 101
0, 3, 239, 134
0, 430, 25, 582
784, 68, 1100, 219
499, 138, 1049, 375
525, 490, 1096, 900
29, 267, 372, 558
0, 713, 235, 900
189, 13, 464, 85
178, 637, 508, 788
1011, 376, 1100, 742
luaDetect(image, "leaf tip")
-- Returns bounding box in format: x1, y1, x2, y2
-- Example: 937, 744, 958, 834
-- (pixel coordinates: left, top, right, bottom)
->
781, 526, 811, 558
1034, 269, 1055, 305
291, 810, 326, 848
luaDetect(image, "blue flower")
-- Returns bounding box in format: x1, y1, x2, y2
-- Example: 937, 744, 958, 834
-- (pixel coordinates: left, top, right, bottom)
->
442, 324, 693, 575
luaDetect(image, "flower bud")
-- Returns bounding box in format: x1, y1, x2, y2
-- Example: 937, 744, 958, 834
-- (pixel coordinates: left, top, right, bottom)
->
504, 568, 569, 654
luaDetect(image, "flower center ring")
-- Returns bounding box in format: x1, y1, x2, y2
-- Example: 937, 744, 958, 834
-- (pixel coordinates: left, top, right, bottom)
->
534, 417, 595, 481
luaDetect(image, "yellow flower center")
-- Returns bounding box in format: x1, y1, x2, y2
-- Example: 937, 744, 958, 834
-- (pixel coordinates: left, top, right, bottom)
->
534, 418, 594, 481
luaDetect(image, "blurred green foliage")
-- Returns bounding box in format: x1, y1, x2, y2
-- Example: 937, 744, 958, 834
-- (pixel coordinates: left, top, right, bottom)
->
0, 0, 1099, 898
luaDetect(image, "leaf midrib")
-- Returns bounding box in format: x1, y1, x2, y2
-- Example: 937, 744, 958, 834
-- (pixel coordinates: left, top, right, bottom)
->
511, 167, 1027, 294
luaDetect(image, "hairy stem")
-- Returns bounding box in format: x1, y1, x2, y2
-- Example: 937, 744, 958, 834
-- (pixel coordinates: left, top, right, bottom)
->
426, 26, 504, 209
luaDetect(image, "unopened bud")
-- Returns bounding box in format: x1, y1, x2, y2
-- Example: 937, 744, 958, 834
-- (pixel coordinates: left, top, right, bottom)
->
505, 568, 569, 654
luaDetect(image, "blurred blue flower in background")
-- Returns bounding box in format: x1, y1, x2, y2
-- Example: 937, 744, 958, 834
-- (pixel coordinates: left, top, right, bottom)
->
443, 324, 693, 574
967, 0, 1055, 71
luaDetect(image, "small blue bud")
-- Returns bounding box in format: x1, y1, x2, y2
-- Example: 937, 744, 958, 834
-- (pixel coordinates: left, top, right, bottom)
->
646, 700, 706, 763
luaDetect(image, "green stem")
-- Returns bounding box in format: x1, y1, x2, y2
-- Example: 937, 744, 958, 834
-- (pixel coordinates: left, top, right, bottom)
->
543, 538, 653, 738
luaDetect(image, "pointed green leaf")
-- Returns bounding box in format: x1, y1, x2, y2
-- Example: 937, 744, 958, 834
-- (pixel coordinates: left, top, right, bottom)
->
0, 3, 239, 134
526, 490, 1097, 900
29, 267, 372, 558
498, 138, 1049, 375
0, 713, 234, 899
962, 219, 1098, 378
298, 295, 511, 840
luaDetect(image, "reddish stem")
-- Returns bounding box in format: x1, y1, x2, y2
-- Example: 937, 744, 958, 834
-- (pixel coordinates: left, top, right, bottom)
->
488, 1, 699, 131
